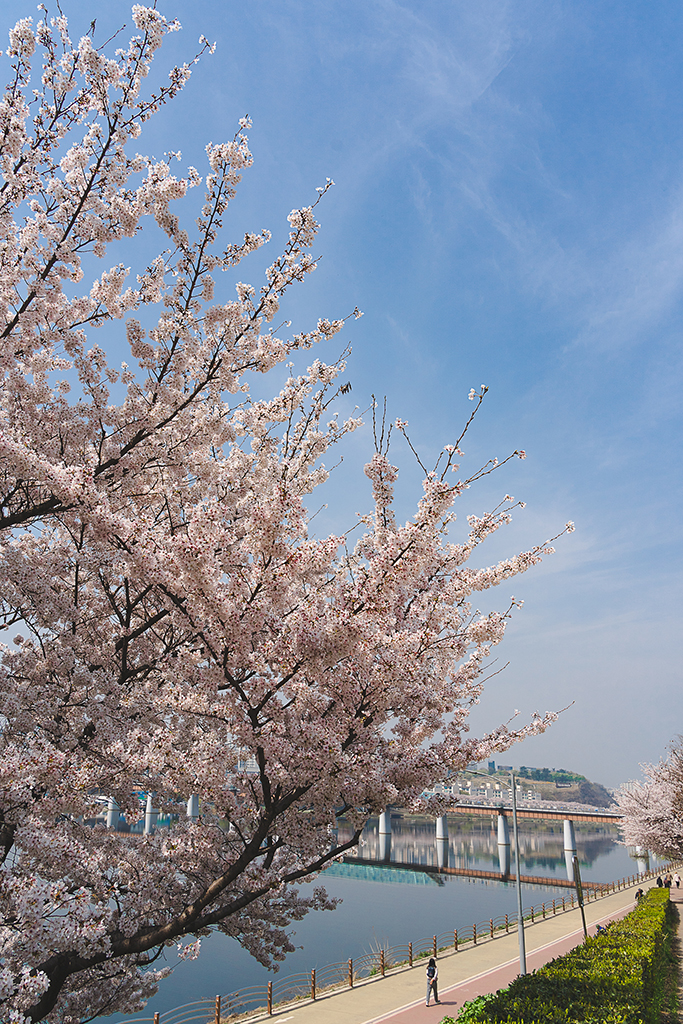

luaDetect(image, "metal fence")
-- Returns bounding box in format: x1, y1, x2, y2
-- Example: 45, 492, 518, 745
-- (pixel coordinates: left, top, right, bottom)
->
123, 863, 678, 1024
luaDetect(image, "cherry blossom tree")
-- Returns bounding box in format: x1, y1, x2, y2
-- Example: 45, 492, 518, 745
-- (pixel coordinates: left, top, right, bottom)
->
0, 6, 573, 1022
617, 741, 683, 860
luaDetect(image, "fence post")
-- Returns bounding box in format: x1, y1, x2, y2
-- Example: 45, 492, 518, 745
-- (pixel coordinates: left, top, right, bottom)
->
552, 899, 556, 915
311, 969, 316, 1000
454, 929, 458, 951
571, 893, 574, 908
215, 995, 221, 1024
505, 914, 509, 934
473, 923, 477, 945
409, 941, 413, 966
490, 918, 494, 938
542, 903, 546, 919
380, 949, 385, 977
562, 896, 565, 911
433, 935, 437, 957
348, 959, 353, 988
267, 981, 272, 1015
530, 906, 534, 923
154, 1016, 159, 1024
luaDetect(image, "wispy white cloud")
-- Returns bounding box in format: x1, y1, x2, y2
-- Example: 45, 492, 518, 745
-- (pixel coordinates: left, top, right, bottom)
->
324, 2, 683, 358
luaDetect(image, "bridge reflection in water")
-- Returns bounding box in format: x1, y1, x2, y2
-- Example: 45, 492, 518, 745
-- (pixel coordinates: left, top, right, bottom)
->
337, 808, 639, 889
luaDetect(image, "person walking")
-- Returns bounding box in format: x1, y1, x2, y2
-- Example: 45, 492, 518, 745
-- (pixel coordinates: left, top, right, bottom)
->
673, 872, 680, 889
426, 957, 440, 1006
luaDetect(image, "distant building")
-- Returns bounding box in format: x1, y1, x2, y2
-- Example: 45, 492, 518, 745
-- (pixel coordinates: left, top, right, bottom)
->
236, 753, 259, 774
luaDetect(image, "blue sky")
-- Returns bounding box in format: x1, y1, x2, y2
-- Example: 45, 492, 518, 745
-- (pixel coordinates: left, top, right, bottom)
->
6, 0, 683, 787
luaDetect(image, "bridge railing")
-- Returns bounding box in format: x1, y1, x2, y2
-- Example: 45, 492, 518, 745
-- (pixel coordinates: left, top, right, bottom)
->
124, 863, 679, 1024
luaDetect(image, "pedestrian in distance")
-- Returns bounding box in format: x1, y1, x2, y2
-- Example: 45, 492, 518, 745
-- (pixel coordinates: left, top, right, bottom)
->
635, 888, 644, 901
426, 957, 440, 1006
664, 873, 672, 888
656, 876, 663, 887
674, 872, 681, 889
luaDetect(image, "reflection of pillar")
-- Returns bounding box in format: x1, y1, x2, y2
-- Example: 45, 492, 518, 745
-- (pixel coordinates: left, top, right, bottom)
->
435, 816, 449, 869
106, 798, 119, 829
187, 794, 199, 820
564, 819, 577, 881
379, 810, 391, 862
144, 793, 158, 835
497, 813, 511, 876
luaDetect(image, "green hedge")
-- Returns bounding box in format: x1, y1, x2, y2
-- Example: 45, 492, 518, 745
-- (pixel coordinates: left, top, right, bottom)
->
451, 888, 673, 1024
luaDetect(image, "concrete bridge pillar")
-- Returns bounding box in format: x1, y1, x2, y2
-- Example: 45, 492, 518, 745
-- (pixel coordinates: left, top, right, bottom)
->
564, 818, 577, 881
634, 845, 650, 874
144, 793, 158, 835
436, 815, 449, 869
497, 812, 511, 876
379, 809, 391, 862
105, 798, 119, 830
187, 794, 199, 820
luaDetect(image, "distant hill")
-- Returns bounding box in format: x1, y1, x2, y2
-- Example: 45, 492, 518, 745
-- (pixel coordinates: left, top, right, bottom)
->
488, 765, 615, 808
536, 778, 615, 807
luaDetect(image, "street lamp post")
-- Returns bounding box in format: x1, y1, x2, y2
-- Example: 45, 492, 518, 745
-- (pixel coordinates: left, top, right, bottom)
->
458, 766, 527, 976
510, 770, 527, 975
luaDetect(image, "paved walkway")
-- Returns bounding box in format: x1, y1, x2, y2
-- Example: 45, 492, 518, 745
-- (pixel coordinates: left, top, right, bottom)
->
258, 878, 654, 1024
669, 885, 683, 1016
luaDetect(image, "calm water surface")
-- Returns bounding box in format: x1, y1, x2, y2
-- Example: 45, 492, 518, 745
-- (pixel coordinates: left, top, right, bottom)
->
104, 813, 660, 1021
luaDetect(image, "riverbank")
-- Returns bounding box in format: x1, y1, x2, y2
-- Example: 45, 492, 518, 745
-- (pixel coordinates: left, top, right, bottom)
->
245, 876, 657, 1024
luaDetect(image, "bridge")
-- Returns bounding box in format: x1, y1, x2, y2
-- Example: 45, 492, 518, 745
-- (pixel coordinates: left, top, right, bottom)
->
362, 805, 630, 885
449, 803, 622, 825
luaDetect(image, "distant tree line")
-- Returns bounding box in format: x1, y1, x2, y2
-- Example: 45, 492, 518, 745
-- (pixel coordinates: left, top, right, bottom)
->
517, 766, 586, 783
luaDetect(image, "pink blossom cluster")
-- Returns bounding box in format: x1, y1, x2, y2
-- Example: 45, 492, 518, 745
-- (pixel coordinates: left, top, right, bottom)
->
0, 8, 572, 1023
